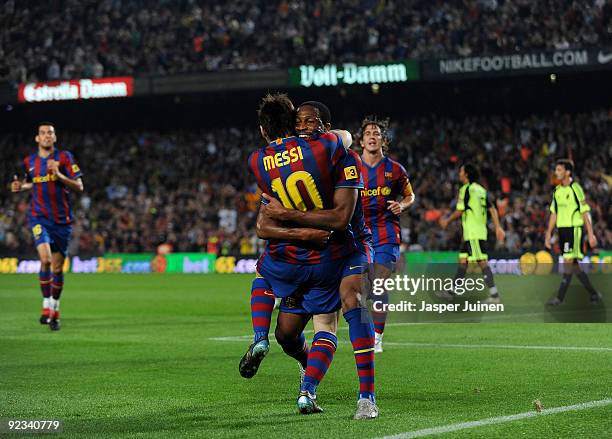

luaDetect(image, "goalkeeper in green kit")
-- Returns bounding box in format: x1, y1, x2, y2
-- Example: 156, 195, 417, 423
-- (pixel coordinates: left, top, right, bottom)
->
545, 159, 602, 305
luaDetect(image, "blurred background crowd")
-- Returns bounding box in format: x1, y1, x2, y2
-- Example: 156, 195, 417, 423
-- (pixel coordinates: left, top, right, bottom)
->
2, 108, 610, 256
2, 0, 611, 82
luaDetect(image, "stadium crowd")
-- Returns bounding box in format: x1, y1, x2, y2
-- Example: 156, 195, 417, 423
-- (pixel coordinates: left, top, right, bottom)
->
1, 0, 611, 82
1, 108, 610, 257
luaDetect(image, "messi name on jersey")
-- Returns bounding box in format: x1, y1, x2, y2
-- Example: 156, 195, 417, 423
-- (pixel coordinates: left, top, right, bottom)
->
263, 145, 304, 171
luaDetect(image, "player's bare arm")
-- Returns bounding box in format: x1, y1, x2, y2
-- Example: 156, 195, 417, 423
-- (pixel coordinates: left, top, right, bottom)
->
387, 192, 415, 216
11, 175, 33, 192
582, 211, 597, 248
439, 208, 463, 229
262, 187, 357, 231
544, 213, 557, 249
488, 206, 505, 242
256, 206, 330, 248
47, 160, 84, 193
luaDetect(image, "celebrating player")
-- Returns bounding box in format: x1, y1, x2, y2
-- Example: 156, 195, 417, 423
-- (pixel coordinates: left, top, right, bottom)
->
245, 94, 378, 419
10, 122, 84, 331
260, 101, 377, 417
440, 163, 504, 303
358, 116, 414, 353
544, 159, 602, 305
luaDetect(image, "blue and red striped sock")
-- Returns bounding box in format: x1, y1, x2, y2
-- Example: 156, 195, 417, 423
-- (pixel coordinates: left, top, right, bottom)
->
372, 291, 388, 335
301, 331, 337, 395
344, 307, 376, 402
250, 277, 275, 342
372, 316, 386, 335
39, 270, 52, 315
51, 272, 64, 299
39, 270, 52, 297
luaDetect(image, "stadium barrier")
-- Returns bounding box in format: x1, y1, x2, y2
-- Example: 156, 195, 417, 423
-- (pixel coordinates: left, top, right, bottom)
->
0, 251, 609, 274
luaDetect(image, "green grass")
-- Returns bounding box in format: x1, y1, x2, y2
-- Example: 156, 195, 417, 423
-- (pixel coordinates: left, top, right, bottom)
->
0, 274, 611, 438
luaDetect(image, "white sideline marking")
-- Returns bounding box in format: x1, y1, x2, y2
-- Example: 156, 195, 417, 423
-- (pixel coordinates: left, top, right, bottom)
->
376, 398, 612, 439
209, 328, 612, 352
384, 341, 612, 353
211, 335, 252, 342
210, 335, 611, 352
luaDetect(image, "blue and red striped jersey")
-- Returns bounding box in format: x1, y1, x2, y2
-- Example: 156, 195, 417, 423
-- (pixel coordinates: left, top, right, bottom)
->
360, 156, 412, 246
347, 150, 373, 254
23, 149, 82, 225
248, 132, 363, 265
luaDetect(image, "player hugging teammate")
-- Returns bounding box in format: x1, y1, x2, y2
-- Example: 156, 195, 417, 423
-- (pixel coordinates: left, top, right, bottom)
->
240, 95, 378, 419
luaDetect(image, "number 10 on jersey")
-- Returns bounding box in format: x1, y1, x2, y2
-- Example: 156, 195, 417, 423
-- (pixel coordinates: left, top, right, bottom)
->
271, 171, 324, 211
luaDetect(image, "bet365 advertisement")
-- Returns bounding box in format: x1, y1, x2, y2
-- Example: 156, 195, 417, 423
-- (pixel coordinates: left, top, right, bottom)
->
0, 252, 609, 275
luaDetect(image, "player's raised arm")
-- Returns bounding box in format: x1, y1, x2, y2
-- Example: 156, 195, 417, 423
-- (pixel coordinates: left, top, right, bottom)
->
330, 129, 352, 148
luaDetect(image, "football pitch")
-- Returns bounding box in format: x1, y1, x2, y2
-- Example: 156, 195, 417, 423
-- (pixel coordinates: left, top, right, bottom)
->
1, 274, 610, 438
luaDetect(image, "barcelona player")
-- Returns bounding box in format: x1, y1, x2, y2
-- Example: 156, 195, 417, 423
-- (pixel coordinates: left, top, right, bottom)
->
544, 159, 601, 305
10, 122, 83, 331
240, 101, 376, 418
440, 163, 505, 303
245, 94, 378, 418
359, 116, 415, 353
239, 103, 340, 389
260, 101, 377, 418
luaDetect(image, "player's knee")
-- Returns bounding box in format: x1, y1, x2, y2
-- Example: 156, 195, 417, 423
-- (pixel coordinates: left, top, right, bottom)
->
572, 260, 584, 274
340, 289, 361, 312
52, 268, 63, 276
40, 256, 52, 268
274, 326, 296, 347
563, 259, 576, 274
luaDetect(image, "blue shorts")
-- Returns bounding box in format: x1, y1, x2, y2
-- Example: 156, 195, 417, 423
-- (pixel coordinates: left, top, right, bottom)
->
373, 243, 400, 270
258, 248, 372, 315
29, 217, 72, 256
342, 240, 373, 278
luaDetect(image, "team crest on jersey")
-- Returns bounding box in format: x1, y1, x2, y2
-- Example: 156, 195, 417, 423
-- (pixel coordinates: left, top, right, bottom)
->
72, 164, 80, 173
385, 172, 393, 179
